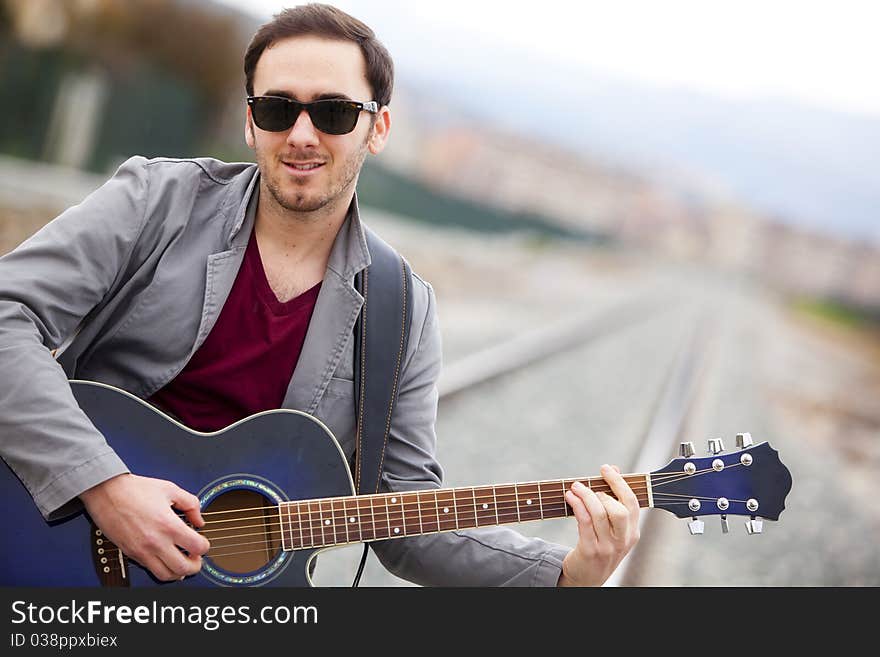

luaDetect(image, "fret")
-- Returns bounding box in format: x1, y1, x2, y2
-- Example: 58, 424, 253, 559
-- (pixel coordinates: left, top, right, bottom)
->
537, 482, 561, 519
492, 486, 500, 525
419, 490, 439, 534
370, 495, 388, 539
451, 487, 460, 530
474, 486, 496, 526
320, 499, 335, 546
453, 488, 477, 529
280, 503, 289, 551
470, 487, 478, 524
376, 494, 391, 540
386, 494, 404, 537
433, 490, 441, 533
562, 480, 570, 517
356, 496, 374, 542
537, 481, 545, 519
514, 484, 522, 523
341, 497, 354, 544
436, 489, 457, 532
368, 495, 377, 541
495, 485, 517, 525
306, 500, 322, 547
401, 492, 421, 535
295, 501, 305, 549
398, 494, 408, 536
515, 483, 541, 522
332, 497, 348, 545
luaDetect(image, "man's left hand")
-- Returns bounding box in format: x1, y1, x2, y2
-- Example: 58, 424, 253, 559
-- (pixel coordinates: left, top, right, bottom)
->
557, 464, 640, 586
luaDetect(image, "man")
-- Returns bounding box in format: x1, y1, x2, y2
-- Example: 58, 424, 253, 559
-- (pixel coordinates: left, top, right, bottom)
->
0, 4, 639, 586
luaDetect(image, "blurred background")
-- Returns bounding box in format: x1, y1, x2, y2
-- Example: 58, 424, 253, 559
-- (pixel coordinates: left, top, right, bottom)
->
1, 0, 877, 586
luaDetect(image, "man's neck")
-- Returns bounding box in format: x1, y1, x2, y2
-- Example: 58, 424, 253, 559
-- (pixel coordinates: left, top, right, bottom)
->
252, 184, 354, 302
253, 184, 352, 266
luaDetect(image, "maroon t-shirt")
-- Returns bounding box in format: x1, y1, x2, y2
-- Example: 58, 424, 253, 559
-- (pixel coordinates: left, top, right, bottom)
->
149, 231, 321, 432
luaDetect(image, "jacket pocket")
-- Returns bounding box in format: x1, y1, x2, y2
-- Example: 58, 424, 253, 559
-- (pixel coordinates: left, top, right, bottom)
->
314, 377, 356, 461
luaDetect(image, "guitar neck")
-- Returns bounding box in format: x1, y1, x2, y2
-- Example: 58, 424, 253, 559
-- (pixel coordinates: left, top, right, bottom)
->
277, 474, 651, 550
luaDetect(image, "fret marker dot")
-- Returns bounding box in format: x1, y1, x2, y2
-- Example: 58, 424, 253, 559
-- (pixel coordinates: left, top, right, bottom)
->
324, 519, 331, 526
526, 499, 533, 505
391, 497, 397, 503
482, 503, 489, 509
394, 527, 400, 534
349, 517, 356, 523
443, 507, 449, 513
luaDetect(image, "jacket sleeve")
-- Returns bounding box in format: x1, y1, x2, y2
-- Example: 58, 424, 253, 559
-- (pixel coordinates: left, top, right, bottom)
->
0, 157, 151, 520
368, 275, 571, 586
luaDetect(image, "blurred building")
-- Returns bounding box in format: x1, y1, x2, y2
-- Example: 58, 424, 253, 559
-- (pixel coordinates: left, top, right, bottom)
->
0, 0, 253, 172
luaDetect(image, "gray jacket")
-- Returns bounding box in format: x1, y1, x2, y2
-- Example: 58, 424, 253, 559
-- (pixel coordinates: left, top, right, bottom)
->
0, 156, 569, 586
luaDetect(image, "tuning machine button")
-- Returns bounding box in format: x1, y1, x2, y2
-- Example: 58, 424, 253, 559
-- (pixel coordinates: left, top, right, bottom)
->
736, 432, 754, 449
745, 516, 764, 535
708, 438, 725, 455
688, 518, 704, 535
679, 442, 695, 458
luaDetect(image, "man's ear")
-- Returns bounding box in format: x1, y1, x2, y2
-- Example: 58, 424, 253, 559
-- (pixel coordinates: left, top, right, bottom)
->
368, 106, 391, 155
245, 109, 256, 150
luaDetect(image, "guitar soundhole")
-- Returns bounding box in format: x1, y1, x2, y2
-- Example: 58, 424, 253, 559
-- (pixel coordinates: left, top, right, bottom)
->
202, 489, 282, 575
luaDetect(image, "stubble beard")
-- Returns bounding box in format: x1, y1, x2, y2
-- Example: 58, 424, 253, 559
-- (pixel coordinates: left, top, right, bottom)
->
257, 129, 371, 218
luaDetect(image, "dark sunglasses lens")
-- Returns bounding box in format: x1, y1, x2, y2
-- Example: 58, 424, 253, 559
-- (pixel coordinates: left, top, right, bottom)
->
251, 98, 295, 132
309, 100, 360, 135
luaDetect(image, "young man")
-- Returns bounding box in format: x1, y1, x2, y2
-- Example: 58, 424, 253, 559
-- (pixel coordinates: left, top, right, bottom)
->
0, 4, 639, 586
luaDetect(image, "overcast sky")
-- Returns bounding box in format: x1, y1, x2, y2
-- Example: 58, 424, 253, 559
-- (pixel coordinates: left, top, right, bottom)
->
217, 0, 880, 118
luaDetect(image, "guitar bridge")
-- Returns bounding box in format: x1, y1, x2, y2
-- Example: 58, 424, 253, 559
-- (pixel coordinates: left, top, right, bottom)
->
89, 520, 129, 587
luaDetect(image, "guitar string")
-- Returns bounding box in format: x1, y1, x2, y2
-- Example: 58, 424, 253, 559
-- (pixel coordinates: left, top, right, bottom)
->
186, 466, 714, 529
194, 480, 647, 523
188, 487, 653, 531
98, 492, 727, 560
192, 475, 660, 516
188, 466, 724, 519
96, 493, 740, 565
96, 496, 723, 565
98, 502, 633, 561
166, 466, 724, 543
98, 466, 743, 562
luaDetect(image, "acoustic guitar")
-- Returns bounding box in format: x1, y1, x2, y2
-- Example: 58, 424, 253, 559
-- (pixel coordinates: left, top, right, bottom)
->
0, 380, 792, 586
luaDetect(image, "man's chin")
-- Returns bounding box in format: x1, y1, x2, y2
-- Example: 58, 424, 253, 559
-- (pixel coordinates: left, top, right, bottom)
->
274, 189, 330, 214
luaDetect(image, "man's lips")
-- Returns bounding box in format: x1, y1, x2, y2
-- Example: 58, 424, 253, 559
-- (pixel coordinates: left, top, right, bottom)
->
282, 161, 326, 176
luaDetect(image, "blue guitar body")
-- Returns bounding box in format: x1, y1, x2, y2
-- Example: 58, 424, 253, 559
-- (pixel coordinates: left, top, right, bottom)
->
1, 380, 356, 587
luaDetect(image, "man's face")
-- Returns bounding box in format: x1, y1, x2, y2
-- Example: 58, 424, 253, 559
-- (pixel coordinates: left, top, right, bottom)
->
246, 36, 389, 217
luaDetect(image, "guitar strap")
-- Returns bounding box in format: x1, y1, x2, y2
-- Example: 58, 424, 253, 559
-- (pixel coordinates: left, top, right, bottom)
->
350, 227, 413, 585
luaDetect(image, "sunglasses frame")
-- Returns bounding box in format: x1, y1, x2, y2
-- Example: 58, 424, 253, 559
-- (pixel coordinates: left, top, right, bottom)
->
247, 95, 379, 135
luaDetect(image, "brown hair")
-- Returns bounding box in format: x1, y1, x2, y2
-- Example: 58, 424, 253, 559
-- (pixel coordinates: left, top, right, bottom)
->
244, 3, 394, 106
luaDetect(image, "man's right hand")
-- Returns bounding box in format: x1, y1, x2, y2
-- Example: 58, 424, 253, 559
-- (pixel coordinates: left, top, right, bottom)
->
79, 473, 210, 582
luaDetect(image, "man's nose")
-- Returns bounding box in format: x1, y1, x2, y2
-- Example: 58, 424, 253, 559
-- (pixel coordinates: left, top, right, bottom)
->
286, 108, 320, 146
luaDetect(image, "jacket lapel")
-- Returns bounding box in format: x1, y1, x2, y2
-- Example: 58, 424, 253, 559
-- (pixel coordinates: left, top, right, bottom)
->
282, 194, 371, 413
191, 171, 259, 354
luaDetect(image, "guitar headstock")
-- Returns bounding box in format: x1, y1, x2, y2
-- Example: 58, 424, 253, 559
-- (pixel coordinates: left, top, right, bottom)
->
649, 435, 792, 534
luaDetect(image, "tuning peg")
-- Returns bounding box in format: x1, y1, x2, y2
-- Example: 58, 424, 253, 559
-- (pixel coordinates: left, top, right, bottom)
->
679, 441, 695, 458
720, 515, 729, 533
745, 516, 763, 535
736, 432, 754, 449
688, 518, 704, 535
708, 438, 725, 455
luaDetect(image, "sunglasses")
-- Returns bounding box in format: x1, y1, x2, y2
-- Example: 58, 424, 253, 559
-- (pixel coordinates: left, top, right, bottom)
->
247, 95, 379, 135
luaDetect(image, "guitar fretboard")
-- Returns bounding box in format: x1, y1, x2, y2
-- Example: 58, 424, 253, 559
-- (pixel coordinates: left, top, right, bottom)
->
275, 475, 651, 550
